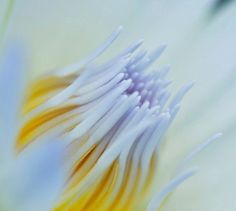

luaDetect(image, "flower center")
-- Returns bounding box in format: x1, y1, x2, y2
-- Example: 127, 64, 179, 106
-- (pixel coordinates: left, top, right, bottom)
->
17, 28, 193, 211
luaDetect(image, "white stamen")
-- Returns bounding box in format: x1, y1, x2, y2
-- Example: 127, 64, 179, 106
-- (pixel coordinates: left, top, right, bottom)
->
147, 168, 198, 211
176, 133, 222, 172
55, 26, 123, 76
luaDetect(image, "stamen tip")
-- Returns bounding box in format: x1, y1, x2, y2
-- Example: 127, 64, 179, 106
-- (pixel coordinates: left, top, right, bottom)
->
117, 25, 123, 32
160, 44, 168, 51
214, 132, 223, 139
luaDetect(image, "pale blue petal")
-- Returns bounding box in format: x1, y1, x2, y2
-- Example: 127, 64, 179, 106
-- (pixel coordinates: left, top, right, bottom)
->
0, 137, 67, 211
0, 45, 25, 162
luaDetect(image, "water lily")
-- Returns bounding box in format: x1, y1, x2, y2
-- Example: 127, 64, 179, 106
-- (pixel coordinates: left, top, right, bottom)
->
1, 0, 236, 210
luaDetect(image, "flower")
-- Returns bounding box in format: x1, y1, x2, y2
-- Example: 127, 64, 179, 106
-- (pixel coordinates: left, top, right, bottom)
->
20, 27, 199, 211
2, 0, 236, 210
1, 27, 221, 210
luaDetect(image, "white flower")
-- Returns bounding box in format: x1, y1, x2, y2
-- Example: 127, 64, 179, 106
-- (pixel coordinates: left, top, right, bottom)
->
0, 27, 221, 211
1, 0, 236, 210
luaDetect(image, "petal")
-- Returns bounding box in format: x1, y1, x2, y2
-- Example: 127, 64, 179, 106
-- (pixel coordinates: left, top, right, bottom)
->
160, 133, 236, 211
0, 136, 68, 211
0, 45, 25, 162
6, 0, 215, 76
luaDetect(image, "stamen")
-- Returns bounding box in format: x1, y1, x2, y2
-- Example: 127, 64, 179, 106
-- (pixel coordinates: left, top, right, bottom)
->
18, 27, 203, 210
147, 168, 198, 211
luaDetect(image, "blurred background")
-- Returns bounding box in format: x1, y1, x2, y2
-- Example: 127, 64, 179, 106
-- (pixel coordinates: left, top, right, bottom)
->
1, 0, 236, 210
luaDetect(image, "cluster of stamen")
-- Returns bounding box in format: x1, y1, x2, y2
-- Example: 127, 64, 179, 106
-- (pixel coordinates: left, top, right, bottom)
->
19, 27, 195, 210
